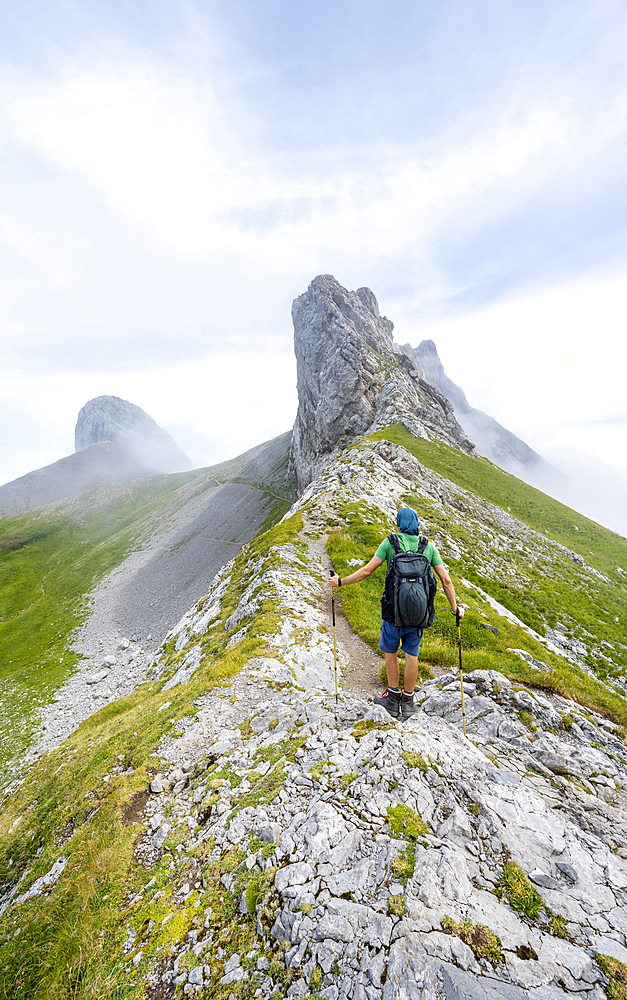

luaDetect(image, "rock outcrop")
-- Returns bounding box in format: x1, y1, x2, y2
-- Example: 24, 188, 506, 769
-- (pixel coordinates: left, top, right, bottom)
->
0, 396, 192, 516
75, 395, 191, 474
134, 666, 624, 1000
400, 340, 553, 481
291, 275, 474, 493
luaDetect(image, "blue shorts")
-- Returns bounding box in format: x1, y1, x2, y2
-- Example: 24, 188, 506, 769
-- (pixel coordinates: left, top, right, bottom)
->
379, 621, 422, 656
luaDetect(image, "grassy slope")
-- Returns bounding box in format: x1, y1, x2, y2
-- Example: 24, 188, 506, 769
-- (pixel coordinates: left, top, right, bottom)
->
0, 472, 207, 782
326, 426, 627, 724
368, 425, 627, 577
0, 511, 303, 999
0, 456, 294, 786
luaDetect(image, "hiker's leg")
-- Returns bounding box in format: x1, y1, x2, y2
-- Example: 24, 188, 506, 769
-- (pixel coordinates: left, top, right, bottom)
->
403, 655, 419, 693
379, 622, 401, 688
400, 629, 422, 693
385, 652, 400, 689
376, 623, 402, 717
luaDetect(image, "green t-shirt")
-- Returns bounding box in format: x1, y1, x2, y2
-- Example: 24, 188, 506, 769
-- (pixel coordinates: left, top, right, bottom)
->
375, 532, 443, 570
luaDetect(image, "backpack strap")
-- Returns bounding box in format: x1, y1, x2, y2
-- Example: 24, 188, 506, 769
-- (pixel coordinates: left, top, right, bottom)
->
417, 536, 428, 555
388, 533, 401, 554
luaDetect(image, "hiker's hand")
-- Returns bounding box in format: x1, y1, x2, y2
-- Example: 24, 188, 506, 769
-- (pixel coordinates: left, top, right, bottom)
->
453, 606, 465, 619
328, 573, 340, 588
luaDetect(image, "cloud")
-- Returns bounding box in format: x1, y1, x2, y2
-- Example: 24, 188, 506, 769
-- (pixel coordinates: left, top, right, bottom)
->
400, 270, 627, 429
5, 39, 627, 273
1, 0, 627, 539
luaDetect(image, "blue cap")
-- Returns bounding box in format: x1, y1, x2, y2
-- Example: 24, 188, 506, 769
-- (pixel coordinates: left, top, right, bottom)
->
396, 508, 420, 536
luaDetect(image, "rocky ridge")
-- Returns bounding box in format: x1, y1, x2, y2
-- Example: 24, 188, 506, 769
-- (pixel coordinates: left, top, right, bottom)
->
123, 664, 627, 1000
2, 434, 627, 998
98, 439, 627, 997
291, 276, 474, 493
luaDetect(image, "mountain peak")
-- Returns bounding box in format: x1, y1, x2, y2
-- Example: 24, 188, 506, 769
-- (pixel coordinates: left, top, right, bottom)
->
291, 275, 474, 492
401, 341, 551, 479
75, 395, 191, 475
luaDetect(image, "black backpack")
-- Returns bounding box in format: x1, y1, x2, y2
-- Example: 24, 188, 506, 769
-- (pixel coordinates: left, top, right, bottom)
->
381, 534, 437, 629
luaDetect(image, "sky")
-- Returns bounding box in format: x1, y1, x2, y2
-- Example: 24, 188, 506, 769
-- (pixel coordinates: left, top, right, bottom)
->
1, 0, 626, 534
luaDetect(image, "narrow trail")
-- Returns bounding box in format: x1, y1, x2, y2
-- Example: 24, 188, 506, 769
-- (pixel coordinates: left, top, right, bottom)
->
327, 591, 385, 699
310, 532, 448, 701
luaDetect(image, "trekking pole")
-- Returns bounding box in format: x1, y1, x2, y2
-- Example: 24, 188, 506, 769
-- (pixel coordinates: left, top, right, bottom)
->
329, 571, 339, 705
457, 608, 466, 737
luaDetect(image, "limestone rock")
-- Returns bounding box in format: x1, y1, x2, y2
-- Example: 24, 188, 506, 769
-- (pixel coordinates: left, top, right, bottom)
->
291, 275, 474, 492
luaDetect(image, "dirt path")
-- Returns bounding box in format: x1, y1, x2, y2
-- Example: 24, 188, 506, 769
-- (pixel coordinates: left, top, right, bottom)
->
305, 532, 383, 698
311, 530, 451, 698
328, 591, 386, 698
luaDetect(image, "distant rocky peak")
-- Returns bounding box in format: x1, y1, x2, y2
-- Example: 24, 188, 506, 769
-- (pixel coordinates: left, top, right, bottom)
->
399, 340, 470, 414
400, 341, 552, 480
75, 396, 191, 475
291, 275, 474, 493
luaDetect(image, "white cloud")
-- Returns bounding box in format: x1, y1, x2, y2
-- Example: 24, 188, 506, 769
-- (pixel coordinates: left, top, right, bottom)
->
399, 270, 627, 430
1, 5, 627, 540
6, 53, 626, 269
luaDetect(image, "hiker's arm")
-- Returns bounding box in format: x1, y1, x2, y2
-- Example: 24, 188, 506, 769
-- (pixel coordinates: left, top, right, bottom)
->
328, 556, 383, 588
434, 563, 465, 618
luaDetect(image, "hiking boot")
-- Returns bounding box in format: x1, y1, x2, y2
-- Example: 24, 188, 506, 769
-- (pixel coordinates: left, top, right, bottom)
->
374, 687, 401, 719
401, 691, 418, 720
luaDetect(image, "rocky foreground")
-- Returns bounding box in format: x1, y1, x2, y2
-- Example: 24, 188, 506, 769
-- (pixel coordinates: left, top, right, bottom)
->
95, 654, 627, 1000
3, 425, 626, 998
5, 436, 622, 999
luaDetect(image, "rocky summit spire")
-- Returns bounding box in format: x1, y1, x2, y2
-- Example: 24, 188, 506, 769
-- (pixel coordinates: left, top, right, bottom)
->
291, 274, 474, 493
75, 395, 191, 475
400, 340, 553, 480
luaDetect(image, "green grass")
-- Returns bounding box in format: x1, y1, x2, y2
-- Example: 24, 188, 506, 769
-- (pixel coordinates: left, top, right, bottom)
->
441, 916, 503, 965
327, 436, 627, 726
519, 710, 537, 733
402, 751, 428, 773
339, 772, 359, 791
391, 843, 416, 886
351, 718, 395, 741
597, 954, 627, 1000
387, 804, 429, 839
387, 894, 406, 917
496, 860, 544, 919
367, 425, 627, 578
0, 471, 208, 784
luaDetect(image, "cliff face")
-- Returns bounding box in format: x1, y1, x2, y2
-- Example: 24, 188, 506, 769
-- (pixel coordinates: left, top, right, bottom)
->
291, 275, 474, 493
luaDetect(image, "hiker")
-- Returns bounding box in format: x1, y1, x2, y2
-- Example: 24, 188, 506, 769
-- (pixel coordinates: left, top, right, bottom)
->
328, 507, 464, 720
